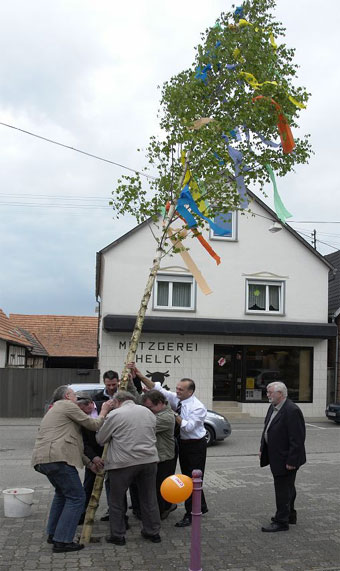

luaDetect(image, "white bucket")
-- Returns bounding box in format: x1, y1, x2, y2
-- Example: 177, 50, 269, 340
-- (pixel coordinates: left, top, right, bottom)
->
2, 488, 34, 517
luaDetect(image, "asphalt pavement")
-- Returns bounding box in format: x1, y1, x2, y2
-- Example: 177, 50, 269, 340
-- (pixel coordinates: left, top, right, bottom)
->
0, 417, 339, 571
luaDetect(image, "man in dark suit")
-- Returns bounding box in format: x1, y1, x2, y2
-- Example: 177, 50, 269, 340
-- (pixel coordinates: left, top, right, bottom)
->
260, 381, 306, 532
94, 370, 119, 413
76, 397, 106, 524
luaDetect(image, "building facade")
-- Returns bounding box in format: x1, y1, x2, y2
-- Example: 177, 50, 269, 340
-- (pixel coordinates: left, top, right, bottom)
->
96, 193, 336, 417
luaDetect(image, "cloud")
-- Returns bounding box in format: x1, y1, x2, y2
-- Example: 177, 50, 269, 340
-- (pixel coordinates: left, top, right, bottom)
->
0, 0, 339, 314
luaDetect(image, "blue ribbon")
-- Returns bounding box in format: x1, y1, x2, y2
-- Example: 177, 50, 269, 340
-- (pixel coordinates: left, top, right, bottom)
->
234, 6, 244, 18
195, 64, 212, 84
176, 185, 227, 235
221, 134, 248, 207
255, 131, 281, 148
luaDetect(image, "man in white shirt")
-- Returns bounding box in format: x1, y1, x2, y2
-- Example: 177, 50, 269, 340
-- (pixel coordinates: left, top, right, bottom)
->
130, 364, 208, 528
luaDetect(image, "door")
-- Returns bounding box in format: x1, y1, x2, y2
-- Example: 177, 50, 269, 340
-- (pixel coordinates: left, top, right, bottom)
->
213, 345, 243, 401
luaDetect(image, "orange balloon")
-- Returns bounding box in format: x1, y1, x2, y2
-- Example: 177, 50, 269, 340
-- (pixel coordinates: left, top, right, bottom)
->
160, 474, 193, 504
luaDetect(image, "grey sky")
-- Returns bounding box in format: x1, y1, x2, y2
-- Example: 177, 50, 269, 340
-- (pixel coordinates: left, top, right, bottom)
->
0, 0, 339, 315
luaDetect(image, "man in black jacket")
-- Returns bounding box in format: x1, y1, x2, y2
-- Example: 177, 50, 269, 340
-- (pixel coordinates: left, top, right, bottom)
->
259, 382, 306, 532
77, 397, 106, 524
94, 370, 119, 413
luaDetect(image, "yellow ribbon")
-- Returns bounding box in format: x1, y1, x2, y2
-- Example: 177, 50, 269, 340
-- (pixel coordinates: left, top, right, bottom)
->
239, 71, 306, 109
239, 71, 278, 90
237, 18, 277, 51
181, 151, 208, 215
233, 47, 245, 63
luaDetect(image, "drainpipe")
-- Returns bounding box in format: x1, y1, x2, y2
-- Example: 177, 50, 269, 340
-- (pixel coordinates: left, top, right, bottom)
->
95, 296, 101, 373
331, 312, 339, 403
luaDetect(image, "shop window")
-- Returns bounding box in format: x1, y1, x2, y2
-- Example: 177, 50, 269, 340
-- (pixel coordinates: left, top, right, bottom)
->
210, 211, 237, 241
246, 280, 284, 314
153, 274, 195, 311
245, 345, 313, 403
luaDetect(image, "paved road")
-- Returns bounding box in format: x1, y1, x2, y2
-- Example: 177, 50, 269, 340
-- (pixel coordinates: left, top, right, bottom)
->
0, 418, 339, 570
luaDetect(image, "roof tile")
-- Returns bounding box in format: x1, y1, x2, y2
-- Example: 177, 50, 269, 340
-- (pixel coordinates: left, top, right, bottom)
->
9, 314, 98, 357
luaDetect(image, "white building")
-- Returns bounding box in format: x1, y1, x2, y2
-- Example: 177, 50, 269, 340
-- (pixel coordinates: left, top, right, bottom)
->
96, 192, 336, 417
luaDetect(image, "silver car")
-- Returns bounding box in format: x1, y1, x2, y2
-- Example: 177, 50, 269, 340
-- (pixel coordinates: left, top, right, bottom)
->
66, 383, 232, 446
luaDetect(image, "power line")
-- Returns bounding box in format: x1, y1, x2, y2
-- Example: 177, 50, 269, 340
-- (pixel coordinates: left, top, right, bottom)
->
0, 192, 111, 200
0, 121, 157, 181
290, 220, 340, 224
0, 201, 110, 209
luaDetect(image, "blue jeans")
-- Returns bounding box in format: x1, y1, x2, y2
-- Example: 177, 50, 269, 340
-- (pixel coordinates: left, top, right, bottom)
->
35, 462, 85, 543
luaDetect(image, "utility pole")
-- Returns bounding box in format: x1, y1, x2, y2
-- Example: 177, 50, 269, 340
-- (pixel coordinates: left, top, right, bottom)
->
312, 229, 317, 249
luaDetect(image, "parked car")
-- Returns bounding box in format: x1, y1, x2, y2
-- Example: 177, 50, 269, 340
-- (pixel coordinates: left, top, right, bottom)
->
247, 369, 284, 389
65, 383, 232, 446
325, 403, 340, 424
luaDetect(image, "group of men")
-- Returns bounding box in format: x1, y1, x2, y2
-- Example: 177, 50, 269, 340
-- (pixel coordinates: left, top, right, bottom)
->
32, 365, 306, 553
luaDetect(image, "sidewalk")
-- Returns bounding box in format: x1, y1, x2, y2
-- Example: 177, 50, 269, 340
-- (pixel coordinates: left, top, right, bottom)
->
1, 456, 339, 571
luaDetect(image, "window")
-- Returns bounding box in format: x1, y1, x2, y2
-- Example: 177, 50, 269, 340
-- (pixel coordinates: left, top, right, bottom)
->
246, 280, 284, 314
213, 344, 313, 403
210, 211, 237, 241
154, 274, 195, 310
245, 345, 313, 402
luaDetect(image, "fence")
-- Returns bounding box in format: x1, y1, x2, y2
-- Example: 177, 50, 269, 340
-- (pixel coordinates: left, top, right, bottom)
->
0, 368, 100, 417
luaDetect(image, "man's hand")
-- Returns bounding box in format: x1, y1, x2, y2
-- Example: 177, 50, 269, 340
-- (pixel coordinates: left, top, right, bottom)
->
100, 400, 115, 417
127, 362, 155, 390
92, 456, 105, 470
88, 461, 98, 474
286, 464, 296, 470
127, 362, 139, 376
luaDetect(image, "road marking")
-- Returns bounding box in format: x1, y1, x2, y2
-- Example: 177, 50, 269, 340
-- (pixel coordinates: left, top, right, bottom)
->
306, 423, 327, 430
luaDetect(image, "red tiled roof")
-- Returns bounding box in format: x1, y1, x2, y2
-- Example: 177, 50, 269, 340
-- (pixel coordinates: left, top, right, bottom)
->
0, 310, 32, 347
9, 314, 98, 358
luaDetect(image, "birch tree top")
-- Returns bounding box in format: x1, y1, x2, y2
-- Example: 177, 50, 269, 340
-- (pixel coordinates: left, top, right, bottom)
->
111, 0, 311, 228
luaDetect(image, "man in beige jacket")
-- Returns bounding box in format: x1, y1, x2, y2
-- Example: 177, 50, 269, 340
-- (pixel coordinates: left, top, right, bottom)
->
96, 390, 161, 546
32, 385, 113, 553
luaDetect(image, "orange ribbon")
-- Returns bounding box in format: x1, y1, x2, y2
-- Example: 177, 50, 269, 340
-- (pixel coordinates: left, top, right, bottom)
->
253, 96, 295, 154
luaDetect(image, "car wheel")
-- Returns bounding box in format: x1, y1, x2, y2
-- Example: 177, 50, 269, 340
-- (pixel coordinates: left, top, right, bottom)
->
204, 425, 215, 446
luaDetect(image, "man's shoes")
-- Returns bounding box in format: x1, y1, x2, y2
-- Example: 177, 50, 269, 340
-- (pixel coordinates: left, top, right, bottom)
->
53, 542, 85, 553
202, 507, 209, 515
141, 530, 161, 543
175, 514, 192, 528
47, 534, 54, 544
271, 515, 296, 525
100, 513, 110, 521
160, 504, 177, 520
105, 535, 126, 546
261, 522, 289, 532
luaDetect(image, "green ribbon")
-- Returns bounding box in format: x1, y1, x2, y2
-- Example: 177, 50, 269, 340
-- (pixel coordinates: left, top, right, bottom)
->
266, 164, 292, 223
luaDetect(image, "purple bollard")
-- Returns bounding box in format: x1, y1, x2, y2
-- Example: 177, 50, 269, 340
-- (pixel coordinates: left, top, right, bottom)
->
189, 469, 203, 571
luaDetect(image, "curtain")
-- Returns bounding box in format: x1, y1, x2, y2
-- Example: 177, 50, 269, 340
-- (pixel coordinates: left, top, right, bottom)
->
157, 282, 169, 306
248, 284, 266, 310
269, 285, 280, 311
172, 282, 191, 307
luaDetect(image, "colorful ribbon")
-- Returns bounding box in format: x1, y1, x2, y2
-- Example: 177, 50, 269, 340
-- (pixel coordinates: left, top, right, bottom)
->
176, 185, 227, 235
266, 164, 292, 223
167, 228, 213, 295
253, 96, 295, 154
239, 71, 278, 90
240, 71, 306, 110
195, 64, 212, 84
